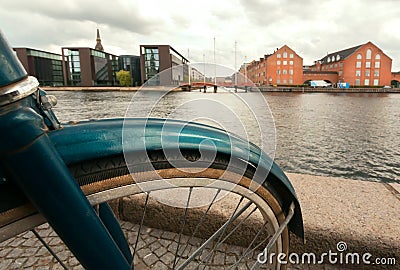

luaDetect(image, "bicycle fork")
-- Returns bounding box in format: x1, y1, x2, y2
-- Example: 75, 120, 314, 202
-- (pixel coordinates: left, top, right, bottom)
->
0, 96, 132, 269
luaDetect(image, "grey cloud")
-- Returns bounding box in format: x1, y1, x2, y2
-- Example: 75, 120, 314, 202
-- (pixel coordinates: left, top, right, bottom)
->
1, 0, 159, 35
238, 0, 322, 26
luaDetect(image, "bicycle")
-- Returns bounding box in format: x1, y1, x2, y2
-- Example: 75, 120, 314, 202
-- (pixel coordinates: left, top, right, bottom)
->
0, 31, 303, 269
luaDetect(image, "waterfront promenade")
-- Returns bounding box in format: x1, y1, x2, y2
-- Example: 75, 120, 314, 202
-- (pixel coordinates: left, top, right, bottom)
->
1, 173, 398, 269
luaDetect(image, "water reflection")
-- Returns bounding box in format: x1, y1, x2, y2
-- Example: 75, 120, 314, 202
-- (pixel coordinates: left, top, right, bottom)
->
50, 91, 400, 183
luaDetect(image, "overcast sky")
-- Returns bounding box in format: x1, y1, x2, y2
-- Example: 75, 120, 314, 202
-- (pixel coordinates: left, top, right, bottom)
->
1, 0, 399, 71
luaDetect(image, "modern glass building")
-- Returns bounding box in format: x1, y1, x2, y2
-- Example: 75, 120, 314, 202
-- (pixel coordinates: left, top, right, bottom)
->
140, 45, 189, 85
119, 55, 141, 86
13, 48, 65, 86
62, 47, 119, 86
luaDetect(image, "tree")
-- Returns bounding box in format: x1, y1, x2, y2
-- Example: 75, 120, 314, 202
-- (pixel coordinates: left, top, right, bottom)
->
116, 70, 131, 87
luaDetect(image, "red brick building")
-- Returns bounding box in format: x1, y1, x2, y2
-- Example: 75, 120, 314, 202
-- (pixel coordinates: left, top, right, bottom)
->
245, 45, 303, 86
309, 42, 392, 86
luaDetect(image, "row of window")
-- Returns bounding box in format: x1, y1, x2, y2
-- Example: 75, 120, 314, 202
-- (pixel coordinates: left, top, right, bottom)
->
327, 54, 341, 63
276, 52, 294, 59
276, 79, 293, 84
322, 62, 344, 70
277, 69, 294, 75
355, 70, 380, 77
327, 50, 380, 64
249, 69, 294, 77
91, 50, 106, 59
356, 61, 380, 68
355, 79, 379, 86
357, 51, 380, 60
277, 60, 294, 65
252, 69, 295, 76
28, 49, 62, 61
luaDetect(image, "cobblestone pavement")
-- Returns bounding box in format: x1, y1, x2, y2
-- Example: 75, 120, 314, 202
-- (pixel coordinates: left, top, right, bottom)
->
0, 221, 340, 270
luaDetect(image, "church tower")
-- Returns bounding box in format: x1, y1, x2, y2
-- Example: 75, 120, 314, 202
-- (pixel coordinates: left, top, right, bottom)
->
95, 28, 104, 51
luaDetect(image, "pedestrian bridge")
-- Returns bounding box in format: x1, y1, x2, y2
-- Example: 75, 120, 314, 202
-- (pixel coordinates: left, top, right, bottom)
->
180, 82, 252, 92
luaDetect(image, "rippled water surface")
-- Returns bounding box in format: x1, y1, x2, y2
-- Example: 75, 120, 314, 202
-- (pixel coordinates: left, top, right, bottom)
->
50, 90, 400, 183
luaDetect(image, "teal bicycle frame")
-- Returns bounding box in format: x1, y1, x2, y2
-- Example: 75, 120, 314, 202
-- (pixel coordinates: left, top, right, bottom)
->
0, 32, 303, 269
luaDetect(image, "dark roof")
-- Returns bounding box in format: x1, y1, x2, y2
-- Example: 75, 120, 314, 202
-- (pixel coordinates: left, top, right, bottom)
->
320, 44, 363, 64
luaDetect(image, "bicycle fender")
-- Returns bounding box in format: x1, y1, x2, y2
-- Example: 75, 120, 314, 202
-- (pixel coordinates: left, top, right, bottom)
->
49, 117, 304, 239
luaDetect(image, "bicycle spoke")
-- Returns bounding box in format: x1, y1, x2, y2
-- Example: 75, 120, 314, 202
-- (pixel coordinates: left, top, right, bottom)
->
172, 187, 193, 269
199, 204, 258, 267
177, 198, 252, 270
176, 189, 222, 264
212, 205, 258, 249
31, 229, 68, 270
131, 192, 150, 268
196, 196, 247, 269
228, 219, 270, 270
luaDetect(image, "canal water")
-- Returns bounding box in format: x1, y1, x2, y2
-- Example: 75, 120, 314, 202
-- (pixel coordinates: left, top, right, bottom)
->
49, 90, 400, 184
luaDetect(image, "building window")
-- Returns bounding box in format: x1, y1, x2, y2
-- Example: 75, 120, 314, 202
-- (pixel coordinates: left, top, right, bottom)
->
365, 70, 370, 77
289, 69, 294, 75
289, 79, 293, 84
355, 79, 361, 86
331, 56, 335, 62
339, 71, 343, 76
283, 69, 287, 74
283, 79, 287, 84
283, 52, 287, 58
357, 54, 362, 60
364, 79, 370, 85
336, 55, 341, 61
289, 60, 293, 65
374, 70, 379, 77
334, 64, 338, 68
374, 79, 379, 86
277, 53, 281, 58
356, 61, 361, 68
283, 60, 287, 65
144, 48, 160, 82
277, 60, 281, 65
366, 62, 371, 68
327, 57, 331, 63
339, 62, 343, 68
289, 53, 294, 58
366, 49, 372, 59
375, 54, 381, 60
277, 79, 280, 84
356, 70, 361, 76
68, 49, 82, 86
276, 69, 280, 75
375, 62, 380, 68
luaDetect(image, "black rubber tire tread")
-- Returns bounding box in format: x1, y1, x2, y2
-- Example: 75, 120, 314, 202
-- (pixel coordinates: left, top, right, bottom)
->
68, 149, 289, 269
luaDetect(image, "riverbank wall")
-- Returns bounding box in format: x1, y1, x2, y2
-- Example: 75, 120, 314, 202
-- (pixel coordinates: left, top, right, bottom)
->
42, 86, 141, 91
42, 86, 400, 93
256, 86, 400, 93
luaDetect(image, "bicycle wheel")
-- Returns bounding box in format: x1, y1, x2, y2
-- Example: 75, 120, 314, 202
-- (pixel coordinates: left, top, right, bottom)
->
68, 150, 290, 270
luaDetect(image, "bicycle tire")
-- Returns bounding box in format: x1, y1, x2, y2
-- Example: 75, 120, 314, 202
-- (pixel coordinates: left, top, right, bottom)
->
68, 150, 290, 269
1, 150, 290, 269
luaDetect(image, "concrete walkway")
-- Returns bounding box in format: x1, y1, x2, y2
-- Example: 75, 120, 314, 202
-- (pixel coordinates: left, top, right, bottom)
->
287, 173, 399, 263
0, 173, 399, 269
